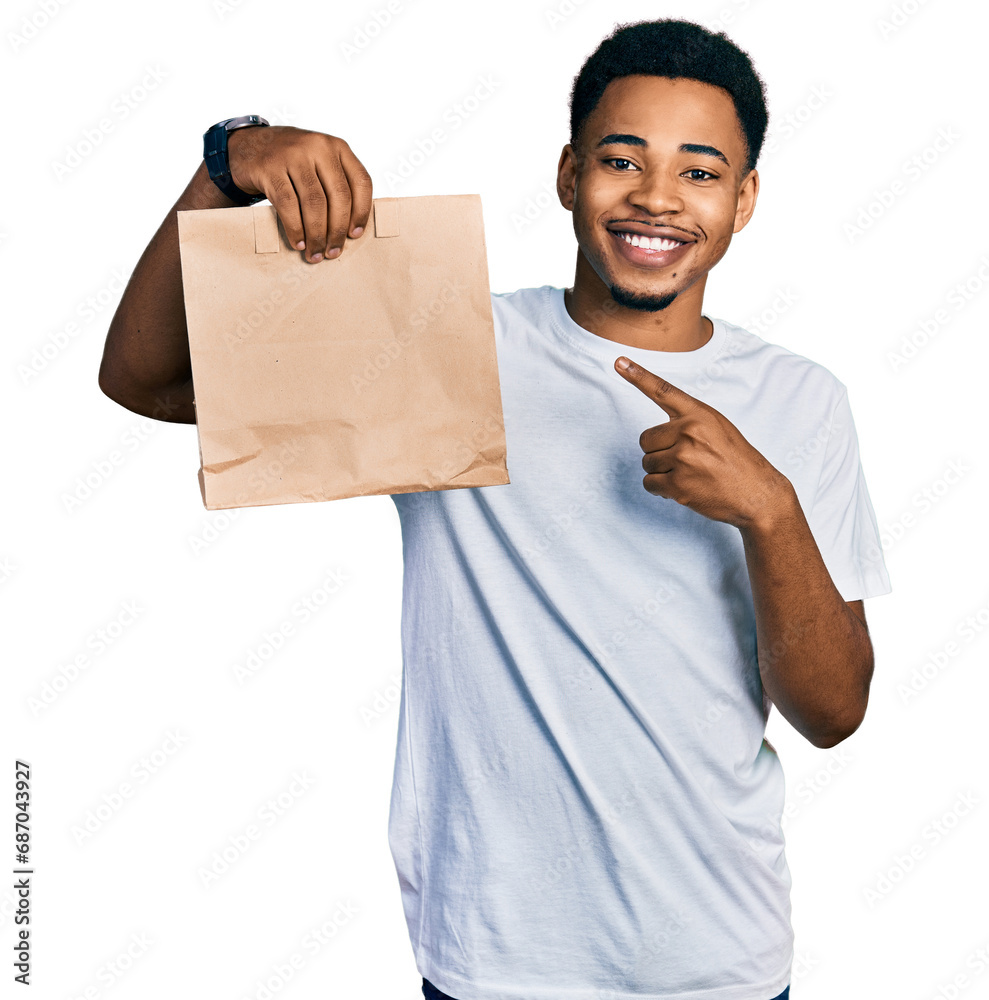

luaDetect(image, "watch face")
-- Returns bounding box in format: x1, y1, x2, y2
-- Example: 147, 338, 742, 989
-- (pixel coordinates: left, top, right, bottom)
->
227, 115, 269, 131
207, 115, 268, 134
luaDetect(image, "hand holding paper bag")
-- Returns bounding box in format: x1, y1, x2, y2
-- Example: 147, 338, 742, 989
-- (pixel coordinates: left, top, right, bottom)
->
225, 125, 372, 264
99, 125, 379, 424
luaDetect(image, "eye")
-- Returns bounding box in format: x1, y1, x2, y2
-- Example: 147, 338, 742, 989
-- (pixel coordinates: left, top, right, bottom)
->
603, 157, 638, 171
684, 168, 716, 181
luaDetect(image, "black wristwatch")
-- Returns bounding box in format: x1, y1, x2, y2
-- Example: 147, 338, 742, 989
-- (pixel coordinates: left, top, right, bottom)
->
203, 115, 270, 206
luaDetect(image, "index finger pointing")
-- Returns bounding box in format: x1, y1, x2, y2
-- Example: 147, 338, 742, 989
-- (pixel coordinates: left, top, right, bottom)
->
614, 356, 695, 415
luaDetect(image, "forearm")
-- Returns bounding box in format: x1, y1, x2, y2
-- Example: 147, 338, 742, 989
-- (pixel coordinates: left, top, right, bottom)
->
739, 477, 874, 748
98, 160, 236, 423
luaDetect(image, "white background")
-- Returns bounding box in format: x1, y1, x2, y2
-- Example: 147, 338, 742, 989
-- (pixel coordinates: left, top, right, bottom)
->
3, 0, 987, 998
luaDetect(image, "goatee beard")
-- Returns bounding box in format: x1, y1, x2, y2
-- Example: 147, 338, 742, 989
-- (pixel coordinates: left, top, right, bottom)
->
609, 284, 678, 312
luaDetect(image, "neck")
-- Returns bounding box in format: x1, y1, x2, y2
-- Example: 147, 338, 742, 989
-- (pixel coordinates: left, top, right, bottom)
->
566, 251, 712, 352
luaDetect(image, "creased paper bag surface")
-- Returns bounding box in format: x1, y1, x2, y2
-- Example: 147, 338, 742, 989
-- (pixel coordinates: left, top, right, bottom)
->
177, 194, 510, 510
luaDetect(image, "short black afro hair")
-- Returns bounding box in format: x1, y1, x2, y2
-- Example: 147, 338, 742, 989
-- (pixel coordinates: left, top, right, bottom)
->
569, 19, 769, 177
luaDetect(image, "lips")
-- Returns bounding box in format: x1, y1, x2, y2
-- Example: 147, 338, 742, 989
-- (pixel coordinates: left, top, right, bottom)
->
608, 226, 694, 269
616, 231, 685, 251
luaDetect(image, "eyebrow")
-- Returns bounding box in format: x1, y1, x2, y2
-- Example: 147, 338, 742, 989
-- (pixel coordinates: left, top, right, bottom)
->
595, 133, 731, 167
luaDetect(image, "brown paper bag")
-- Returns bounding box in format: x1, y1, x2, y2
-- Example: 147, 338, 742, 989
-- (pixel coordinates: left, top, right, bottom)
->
176, 194, 510, 510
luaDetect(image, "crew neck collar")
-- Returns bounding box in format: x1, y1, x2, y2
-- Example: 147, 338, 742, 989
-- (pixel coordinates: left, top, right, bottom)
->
547, 286, 727, 370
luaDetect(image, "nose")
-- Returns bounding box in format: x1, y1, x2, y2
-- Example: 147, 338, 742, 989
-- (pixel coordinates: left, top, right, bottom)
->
627, 167, 684, 216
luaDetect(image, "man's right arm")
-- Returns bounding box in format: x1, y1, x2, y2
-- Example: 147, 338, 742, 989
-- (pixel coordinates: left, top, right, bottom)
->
98, 126, 373, 423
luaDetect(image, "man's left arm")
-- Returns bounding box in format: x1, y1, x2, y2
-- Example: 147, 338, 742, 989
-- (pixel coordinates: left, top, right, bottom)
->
737, 486, 873, 748
614, 356, 875, 749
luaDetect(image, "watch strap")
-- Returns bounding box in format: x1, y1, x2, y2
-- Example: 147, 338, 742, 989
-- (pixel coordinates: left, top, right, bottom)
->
203, 115, 270, 206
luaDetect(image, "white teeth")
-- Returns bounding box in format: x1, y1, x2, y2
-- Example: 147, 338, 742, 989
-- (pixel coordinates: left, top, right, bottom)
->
619, 232, 685, 251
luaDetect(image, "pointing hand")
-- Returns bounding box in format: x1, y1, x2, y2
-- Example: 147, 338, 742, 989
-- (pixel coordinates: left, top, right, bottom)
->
614, 356, 790, 530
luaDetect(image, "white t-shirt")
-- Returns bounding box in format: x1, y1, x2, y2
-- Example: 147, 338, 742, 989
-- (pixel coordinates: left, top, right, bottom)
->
388, 285, 892, 1000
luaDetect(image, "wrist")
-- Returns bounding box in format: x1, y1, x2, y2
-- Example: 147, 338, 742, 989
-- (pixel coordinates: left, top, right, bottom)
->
225, 128, 262, 198
203, 115, 269, 206
737, 473, 798, 539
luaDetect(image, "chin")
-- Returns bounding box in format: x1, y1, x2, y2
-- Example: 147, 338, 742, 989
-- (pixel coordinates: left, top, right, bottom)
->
609, 283, 679, 312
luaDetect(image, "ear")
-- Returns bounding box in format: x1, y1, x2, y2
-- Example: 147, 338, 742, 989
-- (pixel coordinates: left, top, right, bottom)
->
557, 144, 577, 212
733, 167, 759, 234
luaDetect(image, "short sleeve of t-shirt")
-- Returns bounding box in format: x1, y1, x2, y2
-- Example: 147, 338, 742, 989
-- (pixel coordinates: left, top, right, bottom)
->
806, 386, 891, 602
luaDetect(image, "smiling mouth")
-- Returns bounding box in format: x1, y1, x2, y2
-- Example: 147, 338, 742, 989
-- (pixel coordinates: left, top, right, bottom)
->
607, 228, 693, 267
615, 232, 686, 252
